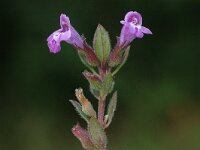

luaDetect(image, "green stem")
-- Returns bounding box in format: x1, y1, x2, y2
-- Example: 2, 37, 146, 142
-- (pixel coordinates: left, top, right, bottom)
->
96, 66, 107, 149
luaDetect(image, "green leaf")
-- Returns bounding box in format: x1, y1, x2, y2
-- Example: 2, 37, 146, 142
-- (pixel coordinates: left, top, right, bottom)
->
93, 24, 111, 64
83, 71, 102, 90
105, 91, 117, 128
69, 100, 89, 123
101, 73, 114, 98
90, 84, 101, 99
83, 70, 103, 99
78, 51, 89, 66
88, 117, 107, 149
112, 46, 130, 76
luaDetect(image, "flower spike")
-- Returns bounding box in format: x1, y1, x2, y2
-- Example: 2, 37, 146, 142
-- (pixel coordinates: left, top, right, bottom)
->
48, 11, 152, 150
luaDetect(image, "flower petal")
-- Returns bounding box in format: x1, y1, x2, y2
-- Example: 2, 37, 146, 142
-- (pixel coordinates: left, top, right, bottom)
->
141, 26, 152, 34
60, 14, 70, 31
135, 28, 144, 38
124, 11, 142, 25
60, 30, 71, 41
119, 24, 136, 46
47, 30, 62, 53
47, 39, 61, 53
120, 20, 125, 24
66, 26, 84, 49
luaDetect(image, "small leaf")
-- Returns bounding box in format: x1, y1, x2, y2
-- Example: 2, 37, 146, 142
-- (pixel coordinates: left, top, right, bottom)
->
112, 46, 130, 76
83, 70, 103, 99
69, 100, 89, 123
78, 51, 89, 67
101, 73, 114, 98
93, 24, 111, 64
88, 117, 107, 149
83, 71, 102, 88
105, 91, 117, 128
90, 86, 101, 99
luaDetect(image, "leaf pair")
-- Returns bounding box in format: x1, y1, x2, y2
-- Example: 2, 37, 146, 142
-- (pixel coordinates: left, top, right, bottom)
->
84, 71, 114, 99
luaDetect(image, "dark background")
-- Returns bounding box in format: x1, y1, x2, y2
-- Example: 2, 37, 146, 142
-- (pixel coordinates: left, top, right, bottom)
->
1, 0, 200, 149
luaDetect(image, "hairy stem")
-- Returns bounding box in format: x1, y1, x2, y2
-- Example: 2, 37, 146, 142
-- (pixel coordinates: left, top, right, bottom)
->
96, 66, 107, 150
98, 99, 105, 126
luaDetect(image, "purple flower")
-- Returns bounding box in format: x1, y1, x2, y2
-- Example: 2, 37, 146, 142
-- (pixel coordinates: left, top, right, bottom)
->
47, 14, 84, 53
119, 11, 152, 47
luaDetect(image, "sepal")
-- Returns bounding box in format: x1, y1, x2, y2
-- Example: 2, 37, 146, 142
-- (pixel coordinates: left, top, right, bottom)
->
112, 46, 130, 76
108, 38, 122, 67
72, 123, 94, 149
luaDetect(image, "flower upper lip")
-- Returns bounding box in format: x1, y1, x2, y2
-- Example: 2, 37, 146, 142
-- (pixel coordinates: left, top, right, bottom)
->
123, 11, 142, 25
60, 14, 70, 31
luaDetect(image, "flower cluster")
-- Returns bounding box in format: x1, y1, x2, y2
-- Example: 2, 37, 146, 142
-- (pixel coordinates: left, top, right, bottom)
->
47, 11, 152, 55
47, 11, 152, 150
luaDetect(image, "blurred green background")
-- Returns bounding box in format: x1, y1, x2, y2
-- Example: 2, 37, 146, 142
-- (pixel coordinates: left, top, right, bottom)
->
1, 0, 200, 149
